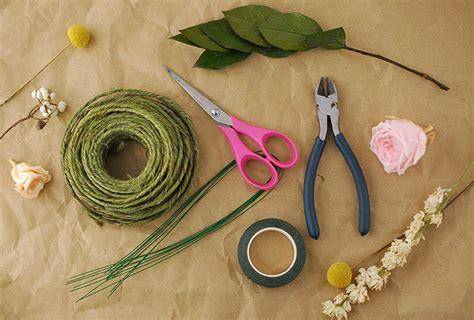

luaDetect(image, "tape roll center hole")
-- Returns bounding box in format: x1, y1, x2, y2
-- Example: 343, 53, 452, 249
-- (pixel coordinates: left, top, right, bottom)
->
105, 138, 148, 180
248, 229, 295, 277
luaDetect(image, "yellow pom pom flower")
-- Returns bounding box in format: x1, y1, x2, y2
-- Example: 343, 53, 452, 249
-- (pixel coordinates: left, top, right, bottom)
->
327, 261, 353, 289
67, 24, 90, 48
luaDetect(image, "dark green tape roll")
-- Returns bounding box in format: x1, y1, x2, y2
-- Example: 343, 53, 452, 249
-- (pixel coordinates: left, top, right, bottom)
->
238, 218, 306, 287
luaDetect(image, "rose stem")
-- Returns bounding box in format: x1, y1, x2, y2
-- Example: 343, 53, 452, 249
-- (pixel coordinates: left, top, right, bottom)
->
343, 46, 449, 91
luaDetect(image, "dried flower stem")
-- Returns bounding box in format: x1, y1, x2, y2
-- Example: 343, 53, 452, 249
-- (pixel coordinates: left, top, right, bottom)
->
352, 163, 473, 269
344, 46, 449, 91
0, 43, 70, 108
0, 102, 55, 140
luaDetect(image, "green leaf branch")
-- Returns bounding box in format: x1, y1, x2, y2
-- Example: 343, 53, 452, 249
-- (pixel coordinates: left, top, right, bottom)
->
171, 4, 449, 91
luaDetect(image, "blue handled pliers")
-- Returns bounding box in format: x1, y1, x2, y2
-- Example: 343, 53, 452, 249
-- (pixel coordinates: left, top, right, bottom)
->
303, 77, 370, 239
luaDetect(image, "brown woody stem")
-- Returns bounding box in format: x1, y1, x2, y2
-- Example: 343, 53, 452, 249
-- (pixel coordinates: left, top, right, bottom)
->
343, 46, 449, 91
0, 114, 33, 140
0, 103, 49, 140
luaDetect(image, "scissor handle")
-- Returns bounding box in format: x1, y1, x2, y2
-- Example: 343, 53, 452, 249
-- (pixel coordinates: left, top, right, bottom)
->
228, 115, 298, 169
218, 125, 279, 190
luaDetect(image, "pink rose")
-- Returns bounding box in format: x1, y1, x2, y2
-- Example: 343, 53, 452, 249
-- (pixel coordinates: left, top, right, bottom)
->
369, 119, 427, 175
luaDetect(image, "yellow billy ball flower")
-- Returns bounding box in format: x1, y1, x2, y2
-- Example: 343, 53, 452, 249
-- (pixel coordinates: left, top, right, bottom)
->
327, 261, 353, 289
67, 24, 90, 48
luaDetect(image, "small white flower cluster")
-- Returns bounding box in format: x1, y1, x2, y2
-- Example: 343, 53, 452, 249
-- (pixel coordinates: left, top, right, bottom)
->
425, 187, 450, 228
31, 87, 67, 119
355, 266, 388, 291
322, 293, 351, 320
322, 186, 451, 319
404, 211, 425, 246
381, 238, 412, 270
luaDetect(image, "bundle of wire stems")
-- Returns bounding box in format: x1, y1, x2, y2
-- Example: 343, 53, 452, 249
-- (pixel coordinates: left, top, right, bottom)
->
68, 159, 280, 301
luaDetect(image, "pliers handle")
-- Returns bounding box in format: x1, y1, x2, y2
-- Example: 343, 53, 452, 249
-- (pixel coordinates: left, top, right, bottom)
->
303, 133, 370, 239
303, 77, 370, 239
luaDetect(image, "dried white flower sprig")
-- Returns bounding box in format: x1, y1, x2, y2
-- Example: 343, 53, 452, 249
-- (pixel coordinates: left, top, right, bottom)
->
322, 161, 473, 320
0, 86, 67, 140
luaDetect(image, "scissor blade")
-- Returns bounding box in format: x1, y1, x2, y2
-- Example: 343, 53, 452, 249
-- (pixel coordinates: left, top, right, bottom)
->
164, 66, 233, 127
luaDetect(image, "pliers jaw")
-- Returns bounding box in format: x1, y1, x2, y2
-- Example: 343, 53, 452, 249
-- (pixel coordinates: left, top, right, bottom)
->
315, 77, 340, 140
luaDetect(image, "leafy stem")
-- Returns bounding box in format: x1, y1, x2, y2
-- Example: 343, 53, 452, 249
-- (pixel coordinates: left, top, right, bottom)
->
343, 46, 449, 91
172, 5, 450, 91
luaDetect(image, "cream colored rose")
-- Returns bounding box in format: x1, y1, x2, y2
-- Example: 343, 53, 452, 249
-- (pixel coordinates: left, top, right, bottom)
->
9, 160, 51, 199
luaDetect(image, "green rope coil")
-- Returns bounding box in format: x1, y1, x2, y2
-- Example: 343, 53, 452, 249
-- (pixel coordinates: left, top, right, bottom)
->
61, 89, 198, 225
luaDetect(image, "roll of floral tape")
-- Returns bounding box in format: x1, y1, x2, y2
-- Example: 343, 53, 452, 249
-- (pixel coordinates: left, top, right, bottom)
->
61, 89, 198, 225
238, 218, 306, 287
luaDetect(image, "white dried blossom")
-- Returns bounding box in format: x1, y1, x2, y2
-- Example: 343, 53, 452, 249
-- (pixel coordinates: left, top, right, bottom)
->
322, 300, 336, 316
57, 101, 67, 112
323, 294, 351, 319
404, 211, 426, 246
388, 239, 412, 267
381, 251, 398, 270
424, 187, 450, 214
31, 90, 39, 101
346, 283, 369, 304
39, 87, 49, 100
31, 86, 67, 119
335, 293, 352, 316
334, 293, 348, 305
356, 266, 387, 291
333, 305, 349, 320
429, 212, 443, 228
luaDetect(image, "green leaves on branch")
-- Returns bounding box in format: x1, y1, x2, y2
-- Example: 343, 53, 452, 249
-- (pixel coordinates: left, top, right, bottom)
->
200, 19, 260, 52
194, 50, 251, 70
304, 27, 346, 50
171, 5, 343, 69
180, 25, 227, 52
258, 13, 322, 51
169, 4, 449, 91
223, 5, 280, 47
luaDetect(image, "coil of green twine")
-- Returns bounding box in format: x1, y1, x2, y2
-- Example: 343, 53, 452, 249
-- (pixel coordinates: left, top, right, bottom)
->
61, 88, 198, 225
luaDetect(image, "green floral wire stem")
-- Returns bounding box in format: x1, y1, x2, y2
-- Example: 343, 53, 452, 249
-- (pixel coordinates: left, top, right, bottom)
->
68, 158, 281, 301
68, 160, 236, 285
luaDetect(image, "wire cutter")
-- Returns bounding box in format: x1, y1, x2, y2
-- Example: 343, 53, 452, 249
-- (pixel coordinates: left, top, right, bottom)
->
303, 77, 370, 239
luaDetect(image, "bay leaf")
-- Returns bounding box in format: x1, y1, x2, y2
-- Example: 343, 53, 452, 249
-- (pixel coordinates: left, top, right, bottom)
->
200, 19, 261, 52
170, 33, 200, 48
258, 13, 322, 51
223, 5, 280, 47
259, 47, 296, 58
303, 27, 346, 50
180, 25, 227, 52
194, 50, 252, 69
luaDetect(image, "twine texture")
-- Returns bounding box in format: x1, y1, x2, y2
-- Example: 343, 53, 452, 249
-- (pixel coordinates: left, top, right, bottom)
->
61, 89, 198, 225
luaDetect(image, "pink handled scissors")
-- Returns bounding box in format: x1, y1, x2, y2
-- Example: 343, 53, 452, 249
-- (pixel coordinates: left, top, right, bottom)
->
165, 66, 298, 190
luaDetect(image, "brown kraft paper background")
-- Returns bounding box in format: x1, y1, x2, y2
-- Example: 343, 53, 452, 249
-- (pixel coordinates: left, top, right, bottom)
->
0, 0, 472, 319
